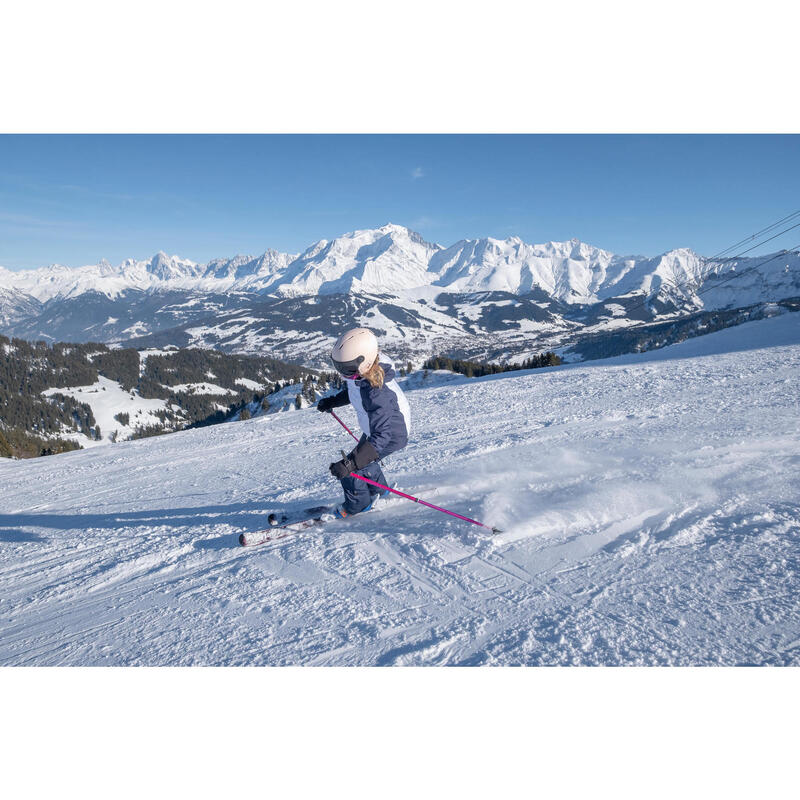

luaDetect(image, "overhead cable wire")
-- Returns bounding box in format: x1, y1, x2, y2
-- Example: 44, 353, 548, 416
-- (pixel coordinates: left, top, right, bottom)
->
655, 218, 800, 299
706, 209, 800, 262
606, 210, 800, 318
693, 244, 799, 300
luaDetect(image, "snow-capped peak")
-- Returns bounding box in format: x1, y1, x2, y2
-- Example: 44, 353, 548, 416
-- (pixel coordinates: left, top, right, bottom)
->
274, 223, 443, 297
146, 251, 200, 281
0, 226, 798, 312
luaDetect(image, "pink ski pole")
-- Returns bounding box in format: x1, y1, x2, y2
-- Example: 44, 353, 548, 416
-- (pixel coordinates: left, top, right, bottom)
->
330, 414, 385, 467
325, 414, 496, 531
349, 472, 502, 534
330, 410, 360, 443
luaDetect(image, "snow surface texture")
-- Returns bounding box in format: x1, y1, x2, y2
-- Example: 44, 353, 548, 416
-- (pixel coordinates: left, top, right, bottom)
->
1, 314, 799, 665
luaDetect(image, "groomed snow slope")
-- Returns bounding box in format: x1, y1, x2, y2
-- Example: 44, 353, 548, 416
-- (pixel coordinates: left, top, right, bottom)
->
1, 313, 799, 665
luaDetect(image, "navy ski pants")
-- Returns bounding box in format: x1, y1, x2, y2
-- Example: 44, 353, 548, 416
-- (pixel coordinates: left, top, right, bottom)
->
340, 461, 387, 514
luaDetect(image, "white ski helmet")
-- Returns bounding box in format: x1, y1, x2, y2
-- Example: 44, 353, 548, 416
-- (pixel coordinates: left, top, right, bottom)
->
331, 327, 379, 377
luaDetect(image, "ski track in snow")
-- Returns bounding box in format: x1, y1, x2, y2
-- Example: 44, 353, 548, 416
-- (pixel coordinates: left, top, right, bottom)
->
1, 314, 799, 666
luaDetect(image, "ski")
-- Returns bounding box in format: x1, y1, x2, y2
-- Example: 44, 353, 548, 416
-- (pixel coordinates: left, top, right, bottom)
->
239, 516, 325, 547
239, 506, 332, 547
265, 505, 330, 528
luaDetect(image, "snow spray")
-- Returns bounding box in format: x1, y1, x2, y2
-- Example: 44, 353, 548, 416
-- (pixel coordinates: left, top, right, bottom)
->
349, 472, 502, 535
326, 410, 498, 532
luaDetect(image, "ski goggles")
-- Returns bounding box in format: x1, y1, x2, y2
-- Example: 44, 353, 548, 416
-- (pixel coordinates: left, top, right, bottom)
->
331, 355, 364, 379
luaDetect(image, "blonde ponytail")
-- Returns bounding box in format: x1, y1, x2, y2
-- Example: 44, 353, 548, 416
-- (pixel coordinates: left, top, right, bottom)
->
363, 358, 385, 389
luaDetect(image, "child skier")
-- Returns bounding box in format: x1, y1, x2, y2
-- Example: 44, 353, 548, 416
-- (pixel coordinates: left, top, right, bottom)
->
317, 327, 411, 519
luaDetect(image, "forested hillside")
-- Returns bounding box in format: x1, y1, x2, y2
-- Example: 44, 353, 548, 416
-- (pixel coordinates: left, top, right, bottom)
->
0, 336, 314, 458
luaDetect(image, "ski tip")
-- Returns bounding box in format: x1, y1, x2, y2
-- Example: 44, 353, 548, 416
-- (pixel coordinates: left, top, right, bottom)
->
238, 533, 247, 546
491, 527, 503, 535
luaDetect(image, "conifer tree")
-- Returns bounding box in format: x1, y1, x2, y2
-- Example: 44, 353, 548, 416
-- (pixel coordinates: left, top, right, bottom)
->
0, 429, 12, 458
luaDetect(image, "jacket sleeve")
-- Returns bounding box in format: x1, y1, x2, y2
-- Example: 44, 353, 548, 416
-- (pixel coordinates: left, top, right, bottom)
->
351, 434, 380, 470
328, 388, 350, 409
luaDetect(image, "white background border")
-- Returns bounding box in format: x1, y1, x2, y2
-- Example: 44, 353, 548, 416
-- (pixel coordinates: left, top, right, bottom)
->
2, 1, 799, 133
2, 1, 798, 794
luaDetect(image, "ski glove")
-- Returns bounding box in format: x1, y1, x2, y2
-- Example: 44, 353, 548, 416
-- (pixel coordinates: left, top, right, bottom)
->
329, 456, 356, 480
317, 389, 349, 413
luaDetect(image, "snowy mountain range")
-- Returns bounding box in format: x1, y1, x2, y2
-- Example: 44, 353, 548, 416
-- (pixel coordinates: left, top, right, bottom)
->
1, 223, 799, 364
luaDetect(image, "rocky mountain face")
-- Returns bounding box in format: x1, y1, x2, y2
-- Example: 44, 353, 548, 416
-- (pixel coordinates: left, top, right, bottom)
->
1, 224, 799, 365
0, 286, 42, 328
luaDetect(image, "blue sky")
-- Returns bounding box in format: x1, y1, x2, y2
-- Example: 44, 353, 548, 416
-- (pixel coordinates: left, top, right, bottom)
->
1, 134, 798, 270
